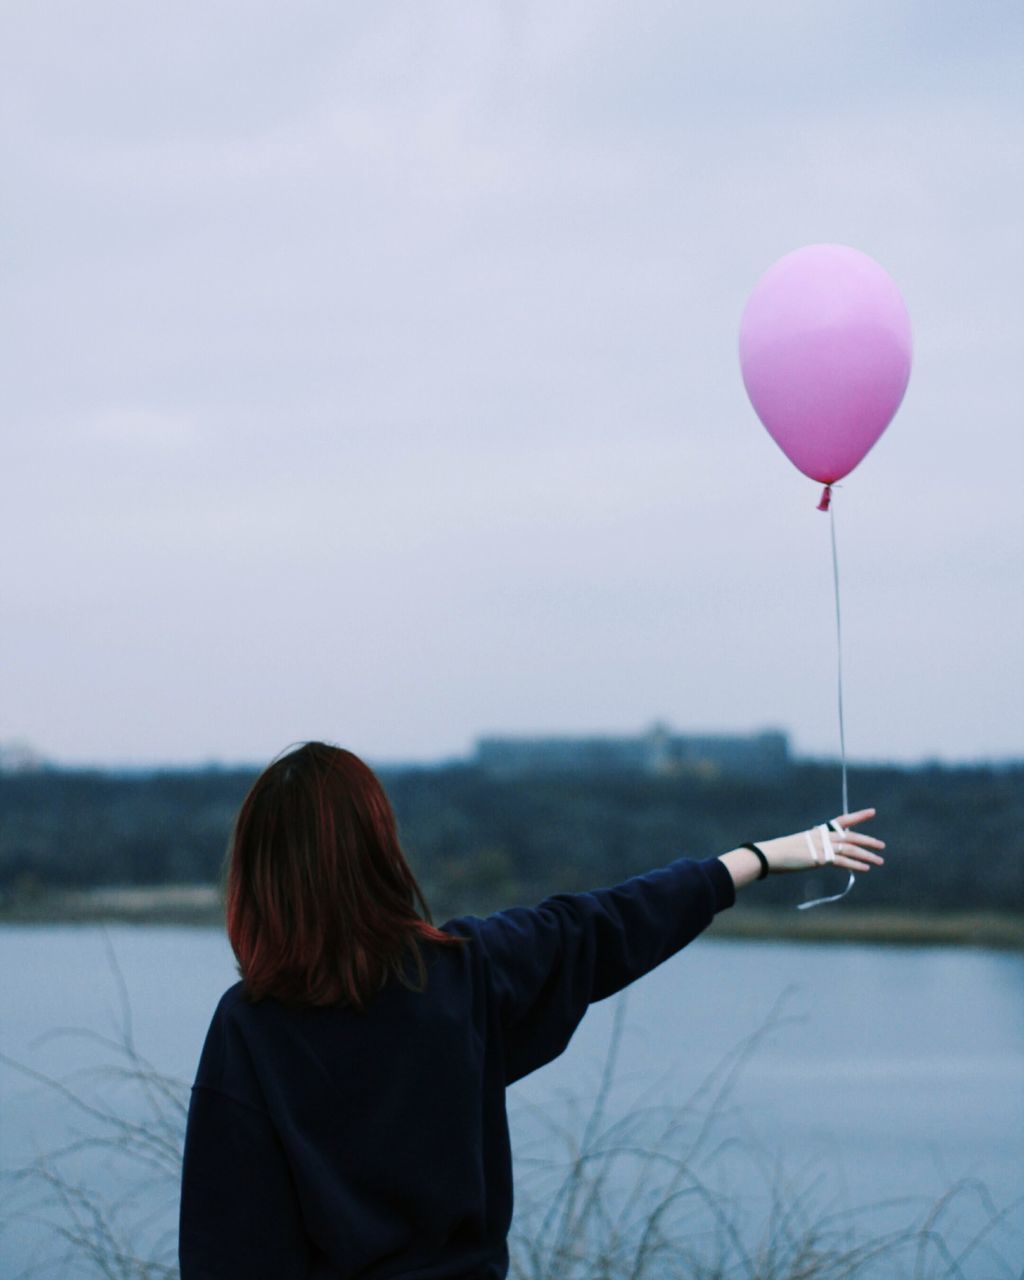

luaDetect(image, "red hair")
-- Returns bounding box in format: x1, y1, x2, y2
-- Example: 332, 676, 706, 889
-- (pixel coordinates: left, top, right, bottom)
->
224, 741, 464, 1009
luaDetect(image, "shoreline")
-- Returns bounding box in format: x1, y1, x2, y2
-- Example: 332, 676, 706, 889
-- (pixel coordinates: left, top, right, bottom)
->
1, 885, 1022, 950
710, 906, 1024, 950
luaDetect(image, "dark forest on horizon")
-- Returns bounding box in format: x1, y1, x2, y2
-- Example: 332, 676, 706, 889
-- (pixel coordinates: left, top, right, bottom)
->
0, 758, 1020, 918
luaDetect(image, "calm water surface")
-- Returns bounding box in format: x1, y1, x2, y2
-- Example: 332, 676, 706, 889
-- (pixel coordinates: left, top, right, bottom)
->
1, 924, 1022, 1277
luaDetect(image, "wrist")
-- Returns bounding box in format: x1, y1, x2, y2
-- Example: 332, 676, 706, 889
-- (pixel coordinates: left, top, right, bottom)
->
739, 842, 770, 879
717, 847, 763, 891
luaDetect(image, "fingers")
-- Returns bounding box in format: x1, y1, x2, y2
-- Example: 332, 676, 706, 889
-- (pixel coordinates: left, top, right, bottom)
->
842, 831, 885, 852
832, 836, 885, 871
834, 852, 877, 872
831, 809, 886, 872
825, 811, 886, 872
834, 855, 869, 872
836, 807, 876, 828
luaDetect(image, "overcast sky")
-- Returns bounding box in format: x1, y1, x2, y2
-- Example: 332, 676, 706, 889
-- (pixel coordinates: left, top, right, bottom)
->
2, 1, 1021, 769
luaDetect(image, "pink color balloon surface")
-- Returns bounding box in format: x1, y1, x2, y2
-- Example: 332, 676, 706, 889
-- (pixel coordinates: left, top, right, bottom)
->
739, 244, 912, 485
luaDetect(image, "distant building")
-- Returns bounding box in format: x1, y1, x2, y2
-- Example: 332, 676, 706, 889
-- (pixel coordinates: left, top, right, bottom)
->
0, 740, 48, 774
473, 723, 790, 781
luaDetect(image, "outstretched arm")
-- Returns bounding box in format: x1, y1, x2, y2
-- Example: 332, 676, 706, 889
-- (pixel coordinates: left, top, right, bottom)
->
466, 808, 885, 1084
466, 855, 733, 1083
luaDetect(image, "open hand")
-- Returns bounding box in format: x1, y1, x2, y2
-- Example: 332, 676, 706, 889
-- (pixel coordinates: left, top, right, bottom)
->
759, 808, 885, 875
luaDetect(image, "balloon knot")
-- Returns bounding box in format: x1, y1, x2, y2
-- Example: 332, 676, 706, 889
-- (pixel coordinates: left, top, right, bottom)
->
817, 484, 832, 512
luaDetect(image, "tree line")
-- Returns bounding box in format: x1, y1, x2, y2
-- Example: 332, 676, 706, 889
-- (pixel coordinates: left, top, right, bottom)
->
0, 760, 1020, 917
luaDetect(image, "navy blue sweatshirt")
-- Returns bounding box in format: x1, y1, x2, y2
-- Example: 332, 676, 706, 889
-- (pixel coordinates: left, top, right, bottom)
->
178, 854, 735, 1279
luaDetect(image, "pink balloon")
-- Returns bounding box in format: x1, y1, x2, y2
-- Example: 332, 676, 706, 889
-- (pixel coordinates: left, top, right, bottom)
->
739, 244, 912, 488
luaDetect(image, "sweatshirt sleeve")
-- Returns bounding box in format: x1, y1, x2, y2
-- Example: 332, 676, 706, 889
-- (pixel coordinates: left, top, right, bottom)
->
179, 1085, 312, 1279
470, 855, 735, 1084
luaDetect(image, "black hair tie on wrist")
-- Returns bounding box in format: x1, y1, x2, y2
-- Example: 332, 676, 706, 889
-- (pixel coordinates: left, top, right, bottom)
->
740, 842, 770, 880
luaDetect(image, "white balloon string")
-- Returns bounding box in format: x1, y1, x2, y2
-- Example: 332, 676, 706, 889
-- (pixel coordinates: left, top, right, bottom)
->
831, 494, 850, 819
797, 489, 856, 910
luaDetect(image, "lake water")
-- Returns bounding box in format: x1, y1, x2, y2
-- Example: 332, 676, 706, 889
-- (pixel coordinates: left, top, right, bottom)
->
1, 924, 1022, 1278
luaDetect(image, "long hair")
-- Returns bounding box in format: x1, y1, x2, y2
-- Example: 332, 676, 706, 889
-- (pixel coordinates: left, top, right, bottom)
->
223, 741, 464, 1009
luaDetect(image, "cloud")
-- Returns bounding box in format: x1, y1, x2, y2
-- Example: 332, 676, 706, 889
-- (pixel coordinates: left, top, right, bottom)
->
1, 1, 1021, 764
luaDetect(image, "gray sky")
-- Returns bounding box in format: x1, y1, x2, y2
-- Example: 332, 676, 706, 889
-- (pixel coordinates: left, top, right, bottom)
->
2, 1, 1022, 768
